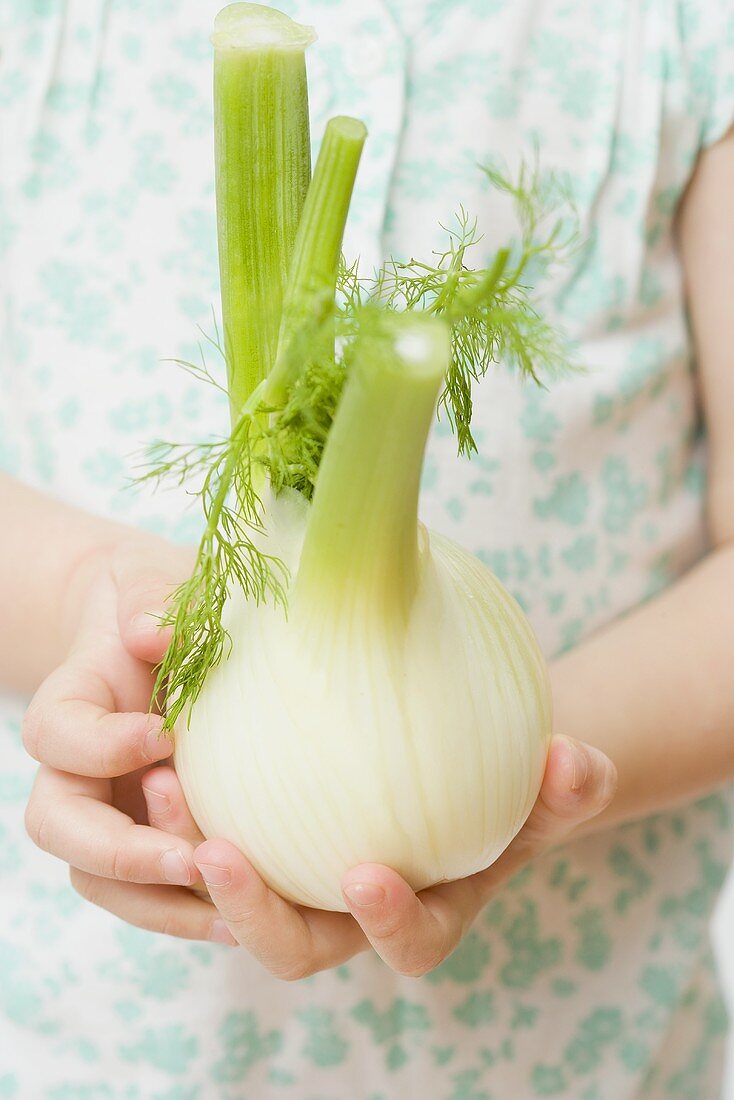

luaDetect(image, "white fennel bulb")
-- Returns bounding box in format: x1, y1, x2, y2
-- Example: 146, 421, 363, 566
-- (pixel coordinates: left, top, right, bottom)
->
174, 318, 552, 911
147, 3, 568, 914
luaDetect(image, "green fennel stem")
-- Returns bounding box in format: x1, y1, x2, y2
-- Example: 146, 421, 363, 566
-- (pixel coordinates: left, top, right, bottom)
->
293, 316, 450, 626
264, 115, 367, 405
212, 4, 314, 422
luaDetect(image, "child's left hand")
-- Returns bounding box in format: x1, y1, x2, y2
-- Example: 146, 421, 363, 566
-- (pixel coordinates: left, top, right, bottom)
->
124, 734, 616, 978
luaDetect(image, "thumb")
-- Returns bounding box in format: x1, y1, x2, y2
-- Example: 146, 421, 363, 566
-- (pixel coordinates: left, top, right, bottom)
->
113, 539, 192, 664
520, 735, 618, 851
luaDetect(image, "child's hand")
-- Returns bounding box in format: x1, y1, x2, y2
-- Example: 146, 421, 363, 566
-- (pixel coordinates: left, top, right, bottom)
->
144, 734, 616, 977
21, 538, 237, 945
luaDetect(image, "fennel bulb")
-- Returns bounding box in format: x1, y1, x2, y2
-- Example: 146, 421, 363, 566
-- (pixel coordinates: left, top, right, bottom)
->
145, 3, 567, 912
174, 318, 552, 911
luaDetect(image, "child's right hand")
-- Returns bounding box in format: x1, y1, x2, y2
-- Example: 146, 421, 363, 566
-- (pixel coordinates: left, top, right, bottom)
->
21, 536, 237, 945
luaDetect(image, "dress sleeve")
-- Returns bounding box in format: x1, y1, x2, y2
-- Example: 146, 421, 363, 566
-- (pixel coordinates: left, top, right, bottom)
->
679, 0, 734, 149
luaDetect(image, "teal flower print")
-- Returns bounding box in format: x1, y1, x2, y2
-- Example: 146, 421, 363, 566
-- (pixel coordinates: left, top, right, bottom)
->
297, 1006, 349, 1067
30, 261, 116, 348
639, 966, 680, 1009
601, 458, 647, 534
534, 472, 590, 526
0, 1074, 17, 1098
351, 998, 431, 1044
608, 845, 652, 913
574, 908, 612, 971
119, 1024, 198, 1074
500, 900, 563, 989
531, 1063, 567, 1096
425, 931, 492, 985
444, 1066, 494, 1100
452, 991, 496, 1027
96, 925, 192, 1001
561, 534, 597, 573
133, 134, 178, 194
211, 1011, 282, 1084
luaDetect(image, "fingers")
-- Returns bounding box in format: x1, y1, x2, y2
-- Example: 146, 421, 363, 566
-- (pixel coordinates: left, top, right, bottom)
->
193, 840, 367, 979
69, 869, 237, 945
23, 650, 172, 777
520, 735, 618, 843
114, 540, 193, 664
142, 766, 206, 847
341, 865, 464, 977
24, 690, 172, 778
141, 766, 210, 899
48, 733, 613, 974
25, 767, 199, 886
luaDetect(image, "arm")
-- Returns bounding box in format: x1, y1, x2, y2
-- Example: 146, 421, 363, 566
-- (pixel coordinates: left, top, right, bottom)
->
0, 475, 127, 694
551, 123, 734, 835
0, 474, 185, 697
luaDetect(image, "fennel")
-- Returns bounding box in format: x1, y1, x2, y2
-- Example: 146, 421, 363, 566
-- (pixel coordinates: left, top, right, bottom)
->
140, 2, 570, 908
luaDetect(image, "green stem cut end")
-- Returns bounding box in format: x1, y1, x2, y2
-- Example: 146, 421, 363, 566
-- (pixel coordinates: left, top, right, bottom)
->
212, 3, 316, 51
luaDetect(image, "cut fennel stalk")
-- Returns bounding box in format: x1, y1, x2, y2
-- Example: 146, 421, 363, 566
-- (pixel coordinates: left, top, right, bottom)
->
143, 1, 568, 910
213, 3, 314, 420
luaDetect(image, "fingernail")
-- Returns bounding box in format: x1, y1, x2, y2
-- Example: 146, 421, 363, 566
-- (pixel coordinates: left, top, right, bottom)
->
196, 862, 231, 887
343, 882, 385, 908
144, 723, 171, 762
143, 787, 170, 815
601, 757, 619, 803
569, 742, 590, 792
209, 919, 237, 946
161, 848, 191, 886
131, 611, 163, 634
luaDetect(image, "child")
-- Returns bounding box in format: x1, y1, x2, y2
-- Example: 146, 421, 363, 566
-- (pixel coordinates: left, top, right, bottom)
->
1, 1, 733, 1096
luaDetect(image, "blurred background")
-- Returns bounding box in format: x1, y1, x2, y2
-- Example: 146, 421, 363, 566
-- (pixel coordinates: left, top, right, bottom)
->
713, 871, 734, 1096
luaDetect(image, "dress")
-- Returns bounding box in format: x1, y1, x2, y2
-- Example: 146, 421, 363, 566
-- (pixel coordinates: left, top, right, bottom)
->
1, 1, 734, 1096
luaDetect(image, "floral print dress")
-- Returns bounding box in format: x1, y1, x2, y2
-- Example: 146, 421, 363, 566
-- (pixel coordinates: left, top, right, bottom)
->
1, 1, 734, 1097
